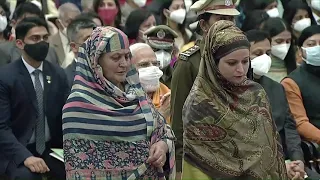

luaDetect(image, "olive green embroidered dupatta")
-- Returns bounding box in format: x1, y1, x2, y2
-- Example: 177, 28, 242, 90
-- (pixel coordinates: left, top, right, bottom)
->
182, 21, 288, 179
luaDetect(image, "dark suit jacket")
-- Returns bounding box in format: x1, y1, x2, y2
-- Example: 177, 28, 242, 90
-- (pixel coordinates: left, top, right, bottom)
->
65, 60, 76, 88
0, 59, 69, 174
258, 76, 304, 161
0, 41, 59, 66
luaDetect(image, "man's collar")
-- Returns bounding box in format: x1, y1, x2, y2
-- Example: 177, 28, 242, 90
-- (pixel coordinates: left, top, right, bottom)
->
21, 56, 43, 74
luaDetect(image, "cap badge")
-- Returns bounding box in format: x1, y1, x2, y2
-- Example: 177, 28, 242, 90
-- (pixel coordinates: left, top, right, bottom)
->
157, 29, 166, 39
225, 0, 231, 6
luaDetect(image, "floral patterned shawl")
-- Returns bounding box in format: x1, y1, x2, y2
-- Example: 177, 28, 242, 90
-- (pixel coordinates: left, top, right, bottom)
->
182, 21, 288, 179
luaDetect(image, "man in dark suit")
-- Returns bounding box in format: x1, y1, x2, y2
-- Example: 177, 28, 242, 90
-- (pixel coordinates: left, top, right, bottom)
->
65, 16, 96, 88
0, 17, 69, 180
0, 2, 59, 66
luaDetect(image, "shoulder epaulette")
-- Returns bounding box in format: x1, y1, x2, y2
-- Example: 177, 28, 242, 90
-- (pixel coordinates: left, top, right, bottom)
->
178, 45, 200, 61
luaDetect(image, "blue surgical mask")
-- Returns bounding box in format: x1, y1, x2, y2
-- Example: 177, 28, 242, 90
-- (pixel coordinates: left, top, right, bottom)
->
302, 46, 320, 66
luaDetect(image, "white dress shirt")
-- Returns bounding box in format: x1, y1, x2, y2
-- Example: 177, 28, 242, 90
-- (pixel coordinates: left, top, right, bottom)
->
21, 57, 51, 144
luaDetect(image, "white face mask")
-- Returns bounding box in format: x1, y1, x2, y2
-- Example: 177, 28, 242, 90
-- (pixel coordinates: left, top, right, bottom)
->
271, 43, 290, 60
169, 8, 186, 24
266, 8, 279, 18
251, 54, 272, 76
133, 0, 147, 7
0, 15, 7, 32
138, 66, 163, 92
293, 18, 311, 32
311, 0, 320, 11
138, 30, 148, 42
155, 50, 172, 69
185, 0, 193, 11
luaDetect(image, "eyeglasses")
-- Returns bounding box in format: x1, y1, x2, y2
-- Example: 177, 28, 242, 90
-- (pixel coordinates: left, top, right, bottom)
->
137, 61, 160, 68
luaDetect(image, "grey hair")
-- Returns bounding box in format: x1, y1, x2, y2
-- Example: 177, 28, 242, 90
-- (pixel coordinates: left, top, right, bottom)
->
81, 0, 94, 10
129, 43, 153, 57
67, 18, 96, 43
58, 3, 81, 20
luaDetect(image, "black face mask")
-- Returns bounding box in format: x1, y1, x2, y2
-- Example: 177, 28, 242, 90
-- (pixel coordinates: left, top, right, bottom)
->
24, 41, 49, 62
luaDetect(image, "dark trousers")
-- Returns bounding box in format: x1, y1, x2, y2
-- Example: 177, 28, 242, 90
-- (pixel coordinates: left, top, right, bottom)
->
5, 143, 65, 180
306, 167, 320, 180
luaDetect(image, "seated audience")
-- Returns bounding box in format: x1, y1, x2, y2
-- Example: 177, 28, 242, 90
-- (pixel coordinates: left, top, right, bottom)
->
130, 43, 171, 124
261, 17, 297, 82
247, 29, 320, 180
0, 2, 59, 66
283, 0, 316, 41
0, 17, 69, 180
283, 0, 316, 64
282, 25, 320, 144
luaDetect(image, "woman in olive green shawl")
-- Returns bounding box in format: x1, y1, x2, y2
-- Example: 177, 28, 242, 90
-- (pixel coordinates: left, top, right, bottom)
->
182, 20, 288, 179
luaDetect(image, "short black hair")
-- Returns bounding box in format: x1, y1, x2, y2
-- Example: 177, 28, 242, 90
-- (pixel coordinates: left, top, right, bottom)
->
12, 2, 45, 21
77, 12, 103, 26
298, 25, 320, 47
241, 10, 269, 32
239, 0, 276, 15
15, 17, 48, 40
245, 30, 271, 44
261, 17, 289, 38
124, 9, 154, 39
67, 17, 96, 42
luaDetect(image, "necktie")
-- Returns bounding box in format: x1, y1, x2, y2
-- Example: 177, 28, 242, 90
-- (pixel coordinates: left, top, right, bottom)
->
33, 69, 46, 155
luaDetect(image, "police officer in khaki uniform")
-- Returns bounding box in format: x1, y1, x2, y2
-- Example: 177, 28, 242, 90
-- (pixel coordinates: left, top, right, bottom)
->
144, 25, 178, 88
170, 0, 240, 178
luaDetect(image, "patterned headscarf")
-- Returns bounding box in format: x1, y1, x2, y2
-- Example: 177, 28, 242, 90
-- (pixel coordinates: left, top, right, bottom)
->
182, 21, 287, 179
63, 26, 176, 179
79, 26, 144, 100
